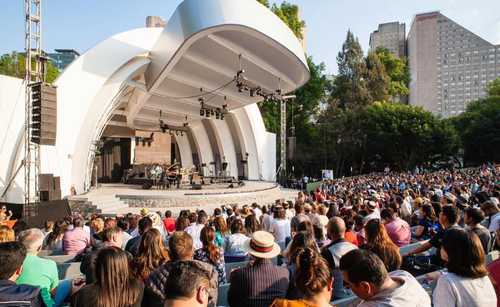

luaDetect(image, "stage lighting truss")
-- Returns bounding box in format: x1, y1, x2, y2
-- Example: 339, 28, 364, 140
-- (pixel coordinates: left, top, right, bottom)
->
198, 97, 227, 121
235, 69, 285, 103
157, 111, 186, 136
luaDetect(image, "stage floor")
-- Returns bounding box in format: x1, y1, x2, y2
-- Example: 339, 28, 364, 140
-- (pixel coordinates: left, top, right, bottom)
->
74, 181, 298, 215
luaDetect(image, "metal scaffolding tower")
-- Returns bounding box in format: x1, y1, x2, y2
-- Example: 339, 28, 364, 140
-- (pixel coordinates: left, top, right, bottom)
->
24, 0, 43, 214
279, 98, 287, 183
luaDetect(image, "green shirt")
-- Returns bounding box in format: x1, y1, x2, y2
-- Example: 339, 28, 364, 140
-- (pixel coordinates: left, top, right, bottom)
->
16, 254, 59, 307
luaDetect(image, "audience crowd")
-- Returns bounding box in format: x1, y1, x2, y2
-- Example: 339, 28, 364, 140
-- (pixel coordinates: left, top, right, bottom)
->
0, 165, 499, 306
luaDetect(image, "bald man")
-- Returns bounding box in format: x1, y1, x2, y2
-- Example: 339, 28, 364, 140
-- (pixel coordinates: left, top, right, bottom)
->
321, 217, 358, 300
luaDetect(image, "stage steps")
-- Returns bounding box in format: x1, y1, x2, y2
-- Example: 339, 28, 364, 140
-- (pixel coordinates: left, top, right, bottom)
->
83, 190, 129, 215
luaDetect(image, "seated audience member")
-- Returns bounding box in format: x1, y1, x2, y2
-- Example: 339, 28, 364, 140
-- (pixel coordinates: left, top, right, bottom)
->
185, 211, 208, 250
362, 219, 402, 272
464, 207, 491, 253
144, 231, 218, 307
228, 231, 289, 307
17, 228, 73, 307
0, 225, 15, 243
433, 228, 497, 307
339, 249, 431, 306
80, 226, 125, 284
482, 201, 500, 232
404, 205, 460, 266
162, 210, 176, 235
130, 228, 170, 281
42, 221, 54, 237
71, 247, 143, 307
163, 261, 212, 307
380, 208, 411, 247
125, 216, 152, 256
0, 241, 45, 306
213, 216, 229, 248
62, 218, 90, 255
194, 226, 226, 284
43, 221, 67, 253
90, 217, 105, 244
321, 217, 358, 300
414, 204, 440, 240
127, 214, 139, 237
487, 228, 500, 307
272, 247, 333, 307
285, 232, 321, 299
224, 219, 249, 260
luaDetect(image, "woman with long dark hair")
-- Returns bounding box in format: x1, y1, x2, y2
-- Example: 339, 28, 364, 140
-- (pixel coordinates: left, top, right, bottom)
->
43, 220, 68, 253
71, 247, 143, 307
434, 228, 496, 306
130, 228, 170, 280
414, 204, 440, 240
362, 219, 402, 272
245, 214, 261, 237
194, 226, 226, 284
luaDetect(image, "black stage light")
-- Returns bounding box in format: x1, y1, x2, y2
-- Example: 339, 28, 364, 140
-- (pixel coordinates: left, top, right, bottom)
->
215, 112, 220, 120
220, 114, 225, 120
200, 108, 204, 116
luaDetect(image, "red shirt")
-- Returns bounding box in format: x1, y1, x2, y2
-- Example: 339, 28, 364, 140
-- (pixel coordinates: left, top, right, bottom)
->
345, 230, 359, 246
487, 258, 500, 307
163, 217, 176, 233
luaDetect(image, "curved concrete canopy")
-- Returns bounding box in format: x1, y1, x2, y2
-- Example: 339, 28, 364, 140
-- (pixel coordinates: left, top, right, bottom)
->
0, 0, 309, 201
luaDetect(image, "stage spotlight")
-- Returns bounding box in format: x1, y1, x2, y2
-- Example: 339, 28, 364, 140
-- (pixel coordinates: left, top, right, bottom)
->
210, 109, 215, 116
250, 88, 255, 97
220, 114, 225, 120
215, 112, 220, 120
180, 132, 184, 136
161, 126, 166, 133
135, 137, 139, 146
175, 131, 179, 136
200, 108, 204, 116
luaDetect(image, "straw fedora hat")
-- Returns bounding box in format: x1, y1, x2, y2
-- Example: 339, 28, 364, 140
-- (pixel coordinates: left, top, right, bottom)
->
244, 231, 281, 259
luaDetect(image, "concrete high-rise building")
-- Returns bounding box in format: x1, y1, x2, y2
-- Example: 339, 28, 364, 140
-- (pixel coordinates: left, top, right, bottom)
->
146, 16, 166, 28
408, 11, 500, 117
47, 49, 80, 71
369, 22, 406, 58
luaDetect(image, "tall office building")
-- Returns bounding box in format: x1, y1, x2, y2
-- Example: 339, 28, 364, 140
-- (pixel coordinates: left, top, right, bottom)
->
369, 22, 406, 58
47, 49, 80, 71
408, 11, 500, 117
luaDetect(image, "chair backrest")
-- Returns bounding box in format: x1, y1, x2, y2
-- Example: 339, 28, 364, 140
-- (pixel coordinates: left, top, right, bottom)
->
332, 295, 359, 307
399, 241, 426, 255
40, 254, 76, 263
38, 249, 63, 257
57, 262, 83, 280
486, 250, 500, 265
217, 283, 230, 307
224, 261, 248, 282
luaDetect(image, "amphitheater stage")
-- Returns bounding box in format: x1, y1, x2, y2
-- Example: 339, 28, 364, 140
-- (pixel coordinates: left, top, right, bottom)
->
70, 181, 298, 215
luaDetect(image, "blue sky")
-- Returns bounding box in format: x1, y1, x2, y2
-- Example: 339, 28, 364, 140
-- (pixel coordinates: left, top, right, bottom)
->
1, 0, 499, 74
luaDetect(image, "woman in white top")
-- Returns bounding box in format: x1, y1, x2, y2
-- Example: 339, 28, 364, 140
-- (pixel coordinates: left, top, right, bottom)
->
271, 208, 291, 250
224, 219, 249, 257
433, 228, 496, 307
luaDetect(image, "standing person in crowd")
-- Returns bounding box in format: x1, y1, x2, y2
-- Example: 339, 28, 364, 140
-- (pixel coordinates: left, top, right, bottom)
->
162, 210, 176, 235
175, 216, 190, 231
71, 247, 144, 307
63, 218, 90, 256
321, 217, 358, 300
339, 249, 431, 306
271, 208, 291, 251
464, 207, 491, 253
213, 216, 229, 248
414, 204, 440, 240
194, 226, 226, 284
185, 211, 208, 250
291, 204, 310, 234
224, 219, 249, 261
404, 205, 460, 266
433, 228, 497, 307
127, 214, 139, 237
130, 229, 169, 281
487, 228, 500, 307
17, 228, 74, 307
0, 241, 48, 306
0, 225, 15, 243
261, 205, 274, 232
163, 261, 212, 307
144, 231, 218, 307
362, 219, 402, 272
380, 208, 411, 247
125, 216, 152, 257
272, 247, 333, 307
363, 201, 381, 222
228, 231, 289, 307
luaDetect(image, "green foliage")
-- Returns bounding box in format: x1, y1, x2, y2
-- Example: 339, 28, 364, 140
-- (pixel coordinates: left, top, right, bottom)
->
331, 30, 371, 109
452, 96, 500, 164
375, 47, 410, 97
487, 77, 500, 97
271, 2, 305, 39
365, 51, 390, 102
256, 0, 270, 7
0, 51, 60, 83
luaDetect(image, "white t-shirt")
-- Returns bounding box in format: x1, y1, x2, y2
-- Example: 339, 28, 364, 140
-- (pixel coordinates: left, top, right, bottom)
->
433, 272, 497, 307
488, 212, 500, 232
185, 223, 205, 250
271, 218, 291, 243
359, 270, 431, 307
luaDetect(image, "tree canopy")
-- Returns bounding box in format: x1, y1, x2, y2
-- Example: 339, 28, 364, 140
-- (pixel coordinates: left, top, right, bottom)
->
487, 77, 500, 97
375, 47, 410, 97
0, 51, 59, 83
